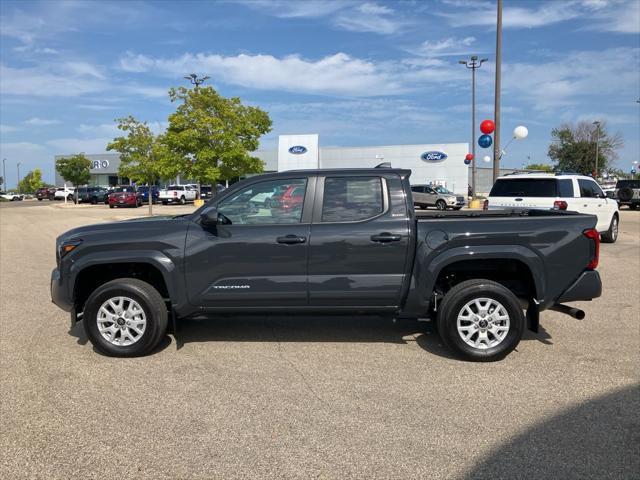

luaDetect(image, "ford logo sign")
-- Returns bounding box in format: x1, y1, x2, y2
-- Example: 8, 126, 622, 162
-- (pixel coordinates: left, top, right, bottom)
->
288, 145, 307, 155
421, 151, 447, 162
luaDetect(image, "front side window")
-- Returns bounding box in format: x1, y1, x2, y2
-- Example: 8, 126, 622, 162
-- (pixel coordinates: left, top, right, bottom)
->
217, 178, 307, 225
322, 176, 383, 222
578, 179, 603, 198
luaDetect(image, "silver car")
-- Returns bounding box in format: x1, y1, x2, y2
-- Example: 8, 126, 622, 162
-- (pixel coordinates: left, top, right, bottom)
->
411, 185, 465, 210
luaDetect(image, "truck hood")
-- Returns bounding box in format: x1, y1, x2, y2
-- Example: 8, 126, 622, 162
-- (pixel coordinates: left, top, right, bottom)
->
57, 215, 186, 243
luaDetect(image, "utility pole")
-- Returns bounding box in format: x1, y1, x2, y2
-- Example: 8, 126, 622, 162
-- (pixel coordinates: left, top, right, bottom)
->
459, 55, 488, 199
184, 73, 210, 90
17, 162, 21, 193
492, 0, 503, 182
593, 121, 601, 179
2, 158, 6, 191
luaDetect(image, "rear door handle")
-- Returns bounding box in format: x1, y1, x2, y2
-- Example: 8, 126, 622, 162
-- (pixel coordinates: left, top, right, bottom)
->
371, 233, 401, 243
277, 234, 307, 245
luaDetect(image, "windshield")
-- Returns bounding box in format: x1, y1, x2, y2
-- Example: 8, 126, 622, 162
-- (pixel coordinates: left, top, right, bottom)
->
113, 187, 136, 193
434, 186, 453, 195
168, 185, 182, 190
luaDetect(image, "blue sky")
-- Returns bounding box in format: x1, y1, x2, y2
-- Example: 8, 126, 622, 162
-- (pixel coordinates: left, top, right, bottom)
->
1, 0, 639, 186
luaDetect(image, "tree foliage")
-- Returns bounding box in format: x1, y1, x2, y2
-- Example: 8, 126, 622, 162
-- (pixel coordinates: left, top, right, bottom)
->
547, 121, 623, 175
107, 116, 176, 213
164, 86, 272, 184
56, 154, 91, 202
18, 168, 44, 193
525, 163, 554, 173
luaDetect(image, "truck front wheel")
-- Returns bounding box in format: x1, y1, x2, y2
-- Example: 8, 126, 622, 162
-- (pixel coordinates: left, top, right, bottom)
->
83, 278, 168, 357
437, 279, 525, 362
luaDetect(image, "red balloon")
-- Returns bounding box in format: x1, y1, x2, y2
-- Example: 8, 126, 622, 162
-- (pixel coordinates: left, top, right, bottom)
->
480, 120, 495, 134
465, 153, 474, 161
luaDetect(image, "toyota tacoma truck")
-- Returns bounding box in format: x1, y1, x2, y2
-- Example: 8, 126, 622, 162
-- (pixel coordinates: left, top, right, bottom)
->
51, 167, 602, 361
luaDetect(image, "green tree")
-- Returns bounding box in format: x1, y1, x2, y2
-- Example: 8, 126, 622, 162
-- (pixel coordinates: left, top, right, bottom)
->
524, 163, 554, 173
18, 168, 44, 193
56, 154, 91, 203
548, 121, 623, 176
164, 86, 272, 189
107, 116, 176, 214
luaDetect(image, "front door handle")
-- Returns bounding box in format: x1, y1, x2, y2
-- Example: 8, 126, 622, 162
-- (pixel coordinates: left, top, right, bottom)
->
371, 233, 401, 243
277, 234, 307, 245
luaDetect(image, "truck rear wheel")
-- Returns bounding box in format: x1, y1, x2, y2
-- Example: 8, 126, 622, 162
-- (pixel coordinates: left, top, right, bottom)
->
437, 279, 525, 362
83, 278, 168, 357
601, 214, 618, 243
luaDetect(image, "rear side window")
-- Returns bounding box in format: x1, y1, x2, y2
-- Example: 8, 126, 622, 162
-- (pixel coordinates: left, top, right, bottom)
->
557, 179, 574, 197
490, 179, 557, 197
322, 177, 383, 222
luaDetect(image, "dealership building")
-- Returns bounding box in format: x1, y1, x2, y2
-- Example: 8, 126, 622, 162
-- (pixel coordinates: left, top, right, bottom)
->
55, 134, 503, 195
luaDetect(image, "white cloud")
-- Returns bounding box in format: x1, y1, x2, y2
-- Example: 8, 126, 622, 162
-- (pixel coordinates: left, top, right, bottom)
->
24, 117, 61, 126
412, 36, 477, 57
438, 2, 583, 28
0, 63, 105, 97
119, 51, 411, 97
238, 0, 407, 34
0, 124, 20, 133
46, 137, 112, 154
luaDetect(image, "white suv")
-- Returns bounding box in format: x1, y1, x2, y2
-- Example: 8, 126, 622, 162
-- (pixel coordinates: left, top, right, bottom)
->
485, 173, 619, 243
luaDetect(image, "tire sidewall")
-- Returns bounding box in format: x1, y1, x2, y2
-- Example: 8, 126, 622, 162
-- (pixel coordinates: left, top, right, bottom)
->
439, 283, 524, 361
84, 282, 164, 357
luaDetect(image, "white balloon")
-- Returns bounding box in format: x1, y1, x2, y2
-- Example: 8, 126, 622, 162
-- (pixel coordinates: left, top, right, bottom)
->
513, 125, 529, 139
483, 155, 491, 163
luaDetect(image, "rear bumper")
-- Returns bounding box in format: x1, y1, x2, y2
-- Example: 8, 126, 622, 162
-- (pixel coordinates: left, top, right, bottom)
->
557, 270, 602, 303
51, 268, 73, 312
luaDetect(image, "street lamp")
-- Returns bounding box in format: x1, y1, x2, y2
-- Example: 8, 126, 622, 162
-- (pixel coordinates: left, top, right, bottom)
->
17, 162, 21, 193
184, 73, 210, 89
459, 55, 488, 199
2, 158, 6, 191
593, 121, 601, 179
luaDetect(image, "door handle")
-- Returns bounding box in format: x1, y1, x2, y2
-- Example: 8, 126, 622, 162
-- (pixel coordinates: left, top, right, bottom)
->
370, 233, 401, 243
277, 234, 306, 245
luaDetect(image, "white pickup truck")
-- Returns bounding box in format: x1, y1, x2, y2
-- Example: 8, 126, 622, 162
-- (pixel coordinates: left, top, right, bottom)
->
159, 184, 198, 205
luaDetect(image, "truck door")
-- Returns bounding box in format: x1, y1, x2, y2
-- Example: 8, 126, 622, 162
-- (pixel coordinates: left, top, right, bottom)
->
184, 176, 314, 308
307, 174, 410, 308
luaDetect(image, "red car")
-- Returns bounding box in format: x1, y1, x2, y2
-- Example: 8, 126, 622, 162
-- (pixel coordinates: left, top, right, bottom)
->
108, 186, 142, 208
269, 184, 305, 212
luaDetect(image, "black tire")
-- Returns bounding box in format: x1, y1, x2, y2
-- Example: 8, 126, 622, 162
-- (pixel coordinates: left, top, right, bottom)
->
453, 206, 463, 211
437, 279, 525, 362
83, 278, 168, 357
617, 187, 633, 202
109, 204, 114, 209
630, 203, 638, 210
91, 197, 97, 205
38, 198, 43, 201
601, 214, 618, 243
436, 200, 447, 211
162, 201, 168, 206
180, 196, 186, 205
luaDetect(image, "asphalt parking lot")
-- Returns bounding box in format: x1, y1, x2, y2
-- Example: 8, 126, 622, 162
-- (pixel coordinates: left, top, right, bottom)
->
1, 202, 638, 479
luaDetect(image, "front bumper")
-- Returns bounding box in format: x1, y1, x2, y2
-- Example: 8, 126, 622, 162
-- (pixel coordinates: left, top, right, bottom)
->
557, 270, 602, 303
51, 268, 73, 312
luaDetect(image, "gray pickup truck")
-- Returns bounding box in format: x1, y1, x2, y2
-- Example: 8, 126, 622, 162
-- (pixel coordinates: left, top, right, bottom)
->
51, 167, 602, 361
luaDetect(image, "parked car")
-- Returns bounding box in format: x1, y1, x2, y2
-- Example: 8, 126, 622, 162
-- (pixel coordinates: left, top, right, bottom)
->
52, 167, 602, 361
485, 173, 619, 243
75, 186, 109, 204
199, 184, 226, 200
266, 183, 305, 213
159, 185, 198, 205
108, 186, 141, 208
54, 186, 75, 201
136, 185, 160, 204
612, 179, 640, 210
411, 184, 465, 210
36, 187, 56, 201
0, 191, 24, 201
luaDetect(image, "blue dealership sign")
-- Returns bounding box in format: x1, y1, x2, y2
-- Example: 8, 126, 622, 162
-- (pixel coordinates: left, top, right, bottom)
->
288, 145, 307, 155
420, 151, 448, 162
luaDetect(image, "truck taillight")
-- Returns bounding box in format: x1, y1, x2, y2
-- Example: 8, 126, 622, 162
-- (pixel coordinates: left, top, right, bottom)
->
482, 199, 488, 210
583, 228, 600, 269
553, 200, 568, 210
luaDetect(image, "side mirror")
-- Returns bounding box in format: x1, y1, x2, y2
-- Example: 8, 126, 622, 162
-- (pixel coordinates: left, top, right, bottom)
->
200, 207, 219, 226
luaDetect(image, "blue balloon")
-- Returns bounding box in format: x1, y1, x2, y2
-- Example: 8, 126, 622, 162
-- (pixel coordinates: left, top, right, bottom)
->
464, 158, 471, 165
478, 134, 493, 148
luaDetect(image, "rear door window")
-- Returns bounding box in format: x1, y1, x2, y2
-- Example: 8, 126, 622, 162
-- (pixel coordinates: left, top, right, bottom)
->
490, 179, 558, 197
557, 179, 574, 197
322, 177, 383, 222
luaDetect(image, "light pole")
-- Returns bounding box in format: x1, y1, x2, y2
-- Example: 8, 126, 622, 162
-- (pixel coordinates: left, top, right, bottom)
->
592, 121, 601, 179
493, 0, 503, 182
2, 158, 6, 191
17, 162, 21, 193
459, 55, 488, 199
184, 73, 210, 90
